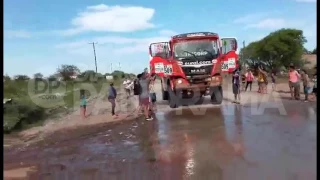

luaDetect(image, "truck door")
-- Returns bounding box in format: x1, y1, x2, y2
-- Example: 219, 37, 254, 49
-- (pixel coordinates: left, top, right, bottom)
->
221, 38, 238, 73
149, 42, 172, 77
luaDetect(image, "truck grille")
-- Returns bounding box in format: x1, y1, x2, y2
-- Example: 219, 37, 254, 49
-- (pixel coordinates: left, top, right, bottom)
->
182, 65, 213, 76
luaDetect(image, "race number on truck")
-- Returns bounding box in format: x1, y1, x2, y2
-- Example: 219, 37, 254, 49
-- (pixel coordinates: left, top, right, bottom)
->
164, 65, 173, 75
221, 61, 228, 71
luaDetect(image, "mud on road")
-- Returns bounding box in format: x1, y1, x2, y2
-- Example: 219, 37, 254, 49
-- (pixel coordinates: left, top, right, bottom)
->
4, 81, 317, 180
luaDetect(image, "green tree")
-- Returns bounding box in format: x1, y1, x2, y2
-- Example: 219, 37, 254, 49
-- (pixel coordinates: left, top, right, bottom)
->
33, 73, 44, 80
56, 65, 80, 81
111, 70, 125, 80
77, 70, 104, 82
242, 28, 307, 71
14, 75, 30, 81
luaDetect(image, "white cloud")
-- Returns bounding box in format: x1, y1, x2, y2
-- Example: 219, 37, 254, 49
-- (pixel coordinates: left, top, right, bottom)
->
245, 18, 287, 29
59, 4, 156, 35
295, 0, 316, 2
4, 30, 32, 39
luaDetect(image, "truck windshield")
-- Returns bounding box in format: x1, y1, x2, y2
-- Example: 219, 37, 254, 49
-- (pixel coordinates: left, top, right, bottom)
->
174, 40, 219, 59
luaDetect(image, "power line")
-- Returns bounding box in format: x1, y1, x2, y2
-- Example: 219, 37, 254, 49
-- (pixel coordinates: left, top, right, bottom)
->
88, 42, 98, 73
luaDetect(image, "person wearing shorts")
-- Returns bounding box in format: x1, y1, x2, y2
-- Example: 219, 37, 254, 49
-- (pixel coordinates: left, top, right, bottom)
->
288, 65, 301, 100
301, 70, 311, 102
80, 94, 87, 119
139, 72, 153, 121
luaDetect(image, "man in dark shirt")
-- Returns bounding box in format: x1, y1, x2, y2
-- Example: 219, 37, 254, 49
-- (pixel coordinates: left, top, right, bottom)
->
108, 82, 118, 118
232, 68, 241, 103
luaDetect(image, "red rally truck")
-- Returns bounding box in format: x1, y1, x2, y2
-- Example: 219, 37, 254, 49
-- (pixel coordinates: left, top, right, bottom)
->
149, 32, 238, 108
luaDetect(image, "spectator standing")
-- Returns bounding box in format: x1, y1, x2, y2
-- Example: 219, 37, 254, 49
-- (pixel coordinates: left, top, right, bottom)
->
288, 65, 301, 100
258, 66, 268, 94
108, 82, 118, 118
301, 70, 311, 102
123, 78, 132, 98
139, 72, 153, 121
232, 68, 241, 103
80, 93, 87, 119
245, 69, 254, 91
134, 73, 143, 114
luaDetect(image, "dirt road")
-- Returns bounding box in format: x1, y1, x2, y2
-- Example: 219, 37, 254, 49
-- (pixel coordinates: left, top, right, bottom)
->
4, 80, 317, 180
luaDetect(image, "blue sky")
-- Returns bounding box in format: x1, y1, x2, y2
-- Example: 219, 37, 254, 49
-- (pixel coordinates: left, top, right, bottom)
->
4, 0, 316, 77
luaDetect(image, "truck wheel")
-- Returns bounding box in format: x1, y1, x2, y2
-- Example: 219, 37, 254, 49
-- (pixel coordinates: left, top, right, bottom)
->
211, 86, 223, 104
168, 88, 180, 108
162, 90, 169, 100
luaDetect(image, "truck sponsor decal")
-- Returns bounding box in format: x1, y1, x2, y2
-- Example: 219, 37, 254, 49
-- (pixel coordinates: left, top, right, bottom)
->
228, 58, 236, 68
184, 51, 208, 57
190, 68, 206, 73
154, 63, 164, 73
183, 60, 212, 66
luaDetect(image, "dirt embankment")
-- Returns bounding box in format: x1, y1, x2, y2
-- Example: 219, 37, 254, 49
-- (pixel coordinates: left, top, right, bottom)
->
4, 85, 140, 147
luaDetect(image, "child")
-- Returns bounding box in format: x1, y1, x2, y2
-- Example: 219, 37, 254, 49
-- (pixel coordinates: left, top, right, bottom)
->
301, 70, 311, 102
80, 93, 87, 119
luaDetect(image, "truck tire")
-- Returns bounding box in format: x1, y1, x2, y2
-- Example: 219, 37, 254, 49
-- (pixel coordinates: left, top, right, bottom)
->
168, 88, 180, 108
211, 86, 223, 104
162, 90, 169, 100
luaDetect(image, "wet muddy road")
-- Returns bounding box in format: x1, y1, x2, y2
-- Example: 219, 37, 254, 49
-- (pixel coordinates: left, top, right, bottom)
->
4, 100, 317, 180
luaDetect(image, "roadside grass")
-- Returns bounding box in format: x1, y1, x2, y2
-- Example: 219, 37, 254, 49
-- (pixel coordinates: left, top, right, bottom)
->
3, 78, 122, 134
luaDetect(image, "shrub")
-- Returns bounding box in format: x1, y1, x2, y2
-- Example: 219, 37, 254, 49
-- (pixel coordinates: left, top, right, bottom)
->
4, 98, 46, 133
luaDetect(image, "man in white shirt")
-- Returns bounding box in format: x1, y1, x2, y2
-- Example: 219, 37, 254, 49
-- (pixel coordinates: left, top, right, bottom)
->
123, 78, 133, 98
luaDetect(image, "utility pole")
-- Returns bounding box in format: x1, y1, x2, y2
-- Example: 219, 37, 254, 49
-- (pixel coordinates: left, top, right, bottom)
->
110, 63, 113, 72
242, 40, 246, 69
88, 42, 98, 73
118, 62, 121, 71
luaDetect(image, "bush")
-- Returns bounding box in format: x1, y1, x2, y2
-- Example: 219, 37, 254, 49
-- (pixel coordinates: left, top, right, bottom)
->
4, 98, 46, 133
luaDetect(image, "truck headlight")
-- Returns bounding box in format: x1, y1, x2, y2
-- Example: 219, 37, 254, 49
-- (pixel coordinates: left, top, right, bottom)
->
177, 79, 183, 84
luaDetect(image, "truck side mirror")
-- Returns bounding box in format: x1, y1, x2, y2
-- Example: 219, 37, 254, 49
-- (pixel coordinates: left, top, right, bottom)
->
221, 38, 237, 54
